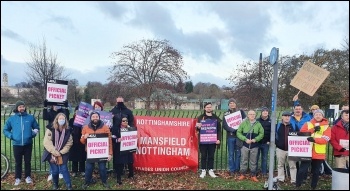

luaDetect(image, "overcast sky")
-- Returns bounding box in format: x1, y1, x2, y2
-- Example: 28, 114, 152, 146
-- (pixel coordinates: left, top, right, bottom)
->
1, 1, 349, 87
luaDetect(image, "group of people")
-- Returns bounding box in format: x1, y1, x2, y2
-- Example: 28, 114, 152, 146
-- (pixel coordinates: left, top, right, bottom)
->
3, 96, 137, 190
196, 96, 349, 190
3, 95, 349, 190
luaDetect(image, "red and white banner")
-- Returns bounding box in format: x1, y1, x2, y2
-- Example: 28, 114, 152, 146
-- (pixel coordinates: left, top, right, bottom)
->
134, 116, 198, 173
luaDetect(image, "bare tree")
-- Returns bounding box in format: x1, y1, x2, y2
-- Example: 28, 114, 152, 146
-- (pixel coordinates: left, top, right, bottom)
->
109, 39, 188, 109
25, 38, 69, 105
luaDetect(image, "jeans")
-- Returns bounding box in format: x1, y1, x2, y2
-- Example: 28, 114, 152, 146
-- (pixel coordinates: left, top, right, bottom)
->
49, 162, 71, 187
50, 166, 63, 174
199, 144, 216, 170
13, 144, 32, 179
256, 143, 269, 174
227, 137, 241, 173
85, 161, 107, 184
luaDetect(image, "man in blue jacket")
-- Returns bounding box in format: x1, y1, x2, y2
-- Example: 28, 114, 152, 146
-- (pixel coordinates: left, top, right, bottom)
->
3, 101, 40, 186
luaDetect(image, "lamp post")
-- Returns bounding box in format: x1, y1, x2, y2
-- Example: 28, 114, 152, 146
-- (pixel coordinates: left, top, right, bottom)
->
268, 47, 279, 190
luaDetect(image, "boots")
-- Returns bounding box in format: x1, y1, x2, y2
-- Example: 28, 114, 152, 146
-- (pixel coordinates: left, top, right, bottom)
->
117, 175, 122, 185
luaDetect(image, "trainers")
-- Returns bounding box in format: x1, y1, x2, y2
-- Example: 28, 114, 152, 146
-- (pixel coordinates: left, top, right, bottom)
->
25, 176, 33, 184
238, 175, 245, 180
14, 178, 21, 186
72, 172, 77, 177
251, 176, 259, 182
59, 173, 63, 179
81, 172, 85, 176
208, 169, 217, 178
199, 169, 206, 178
47, 174, 52, 181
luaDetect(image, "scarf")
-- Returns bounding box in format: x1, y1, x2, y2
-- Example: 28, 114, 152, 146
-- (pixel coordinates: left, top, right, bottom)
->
51, 128, 66, 162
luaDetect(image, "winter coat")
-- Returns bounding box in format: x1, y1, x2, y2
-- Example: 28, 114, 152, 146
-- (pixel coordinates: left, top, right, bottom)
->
41, 127, 73, 165
3, 111, 39, 146
111, 125, 137, 164
330, 120, 349, 156
257, 115, 271, 144
110, 104, 135, 127
237, 119, 264, 149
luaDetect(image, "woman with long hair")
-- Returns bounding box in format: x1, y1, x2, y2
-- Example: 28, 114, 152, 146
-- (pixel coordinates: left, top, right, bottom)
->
42, 113, 73, 190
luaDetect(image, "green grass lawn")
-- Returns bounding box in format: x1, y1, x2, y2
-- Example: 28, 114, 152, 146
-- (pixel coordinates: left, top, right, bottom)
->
1, 170, 332, 190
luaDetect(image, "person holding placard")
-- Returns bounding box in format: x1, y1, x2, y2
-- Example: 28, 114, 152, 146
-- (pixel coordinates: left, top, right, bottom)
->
80, 112, 113, 190
196, 103, 221, 178
296, 109, 331, 190
330, 110, 349, 169
111, 116, 137, 185
222, 98, 246, 176
41, 113, 73, 190
237, 110, 264, 182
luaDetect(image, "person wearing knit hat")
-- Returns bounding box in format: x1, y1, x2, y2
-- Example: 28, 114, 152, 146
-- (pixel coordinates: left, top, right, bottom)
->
308, 105, 320, 118
222, 98, 246, 176
13, 100, 25, 112
3, 100, 40, 186
68, 105, 87, 178
296, 108, 331, 189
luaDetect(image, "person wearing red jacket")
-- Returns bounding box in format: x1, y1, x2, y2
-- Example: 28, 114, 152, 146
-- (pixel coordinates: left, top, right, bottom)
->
330, 110, 349, 168
295, 109, 331, 190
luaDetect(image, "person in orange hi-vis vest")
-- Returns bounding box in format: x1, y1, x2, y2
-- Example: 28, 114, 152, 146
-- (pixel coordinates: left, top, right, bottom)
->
295, 109, 331, 190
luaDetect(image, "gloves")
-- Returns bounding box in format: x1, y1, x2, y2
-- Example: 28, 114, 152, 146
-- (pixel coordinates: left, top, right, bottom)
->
314, 126, 321, 132
307, 137, 315, 142
32, 129, 39, 134
339, 148, 346, 152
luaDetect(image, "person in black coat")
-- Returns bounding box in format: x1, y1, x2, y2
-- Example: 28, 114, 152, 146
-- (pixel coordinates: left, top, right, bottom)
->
68, 106, 86, 177
111, 116, 137, 185
110, 96, 135, 127
255, 107, 271, 176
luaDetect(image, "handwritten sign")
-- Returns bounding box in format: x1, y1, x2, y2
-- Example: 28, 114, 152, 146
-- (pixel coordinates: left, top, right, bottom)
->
224, 111, 243, 130
290, 61, 330, 96
120, 130, 138, 152
199, 119, 217, 144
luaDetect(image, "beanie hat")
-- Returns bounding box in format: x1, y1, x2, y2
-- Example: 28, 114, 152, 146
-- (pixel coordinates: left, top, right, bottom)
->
13, 100, 25, 112
228, 98, 237, 105
90, 111, 100, 120
313, 109, 324, 116
93, 101, 104, 111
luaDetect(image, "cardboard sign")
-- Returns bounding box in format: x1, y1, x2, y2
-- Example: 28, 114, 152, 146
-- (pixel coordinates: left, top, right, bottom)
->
340, 139, 349, 150
46, 79, 68, 105
290, 61, 330, 96
86, 133, 109, 162
224, 111, 243, 130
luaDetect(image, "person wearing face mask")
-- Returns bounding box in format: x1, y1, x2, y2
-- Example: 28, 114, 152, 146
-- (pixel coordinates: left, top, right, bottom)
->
3, 100, 40, 186
42, 113, 73, 190
93, 101, 104, 111
80, 112, 113, 189
110, 96, 135, 175
110, 96, 135, 127
196, 102, 221, 178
